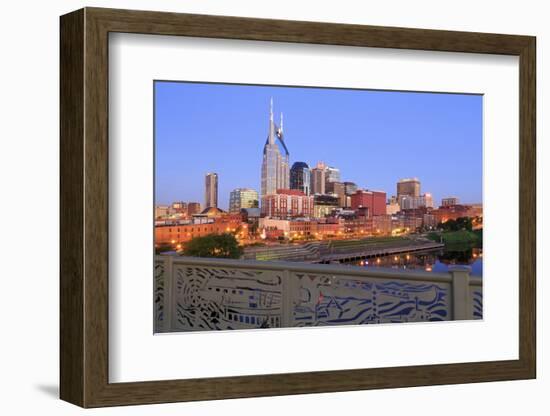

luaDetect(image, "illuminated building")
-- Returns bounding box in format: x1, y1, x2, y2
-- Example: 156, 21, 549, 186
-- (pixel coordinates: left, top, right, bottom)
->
155, 213, 246, 246
155, 205, 169, 219
171, 201, 187, 215
205, 172, 218, 208
313, 194, 340, 218
260, 98, 289, 205
229, 188, 259, 213
261, 189, 314, 219
386, 201, 401, 215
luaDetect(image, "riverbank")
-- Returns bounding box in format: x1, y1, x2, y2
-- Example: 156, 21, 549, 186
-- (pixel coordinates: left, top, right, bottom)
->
428, 229, 482, 245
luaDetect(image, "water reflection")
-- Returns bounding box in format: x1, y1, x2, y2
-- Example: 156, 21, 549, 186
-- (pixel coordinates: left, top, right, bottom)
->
355, 245, 483, 276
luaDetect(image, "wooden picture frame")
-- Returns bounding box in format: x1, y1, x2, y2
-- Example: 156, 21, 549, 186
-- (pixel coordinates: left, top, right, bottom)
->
60, 7, 536, 408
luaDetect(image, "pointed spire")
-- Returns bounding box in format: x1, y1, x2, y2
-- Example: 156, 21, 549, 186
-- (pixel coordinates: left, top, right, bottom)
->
280, 112, 284, 133
268, 97, 275, 145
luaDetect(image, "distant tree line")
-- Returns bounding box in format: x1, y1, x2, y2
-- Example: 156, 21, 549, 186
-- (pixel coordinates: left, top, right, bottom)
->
437, 217, 473, 232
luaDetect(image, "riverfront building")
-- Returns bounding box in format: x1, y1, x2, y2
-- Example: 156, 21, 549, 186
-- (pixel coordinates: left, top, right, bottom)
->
155, 213, 246, 246
229, 188, 259, 213
205, 172, 218, 209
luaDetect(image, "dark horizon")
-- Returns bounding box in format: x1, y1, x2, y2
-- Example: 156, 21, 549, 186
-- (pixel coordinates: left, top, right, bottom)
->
155, 81, 483, 209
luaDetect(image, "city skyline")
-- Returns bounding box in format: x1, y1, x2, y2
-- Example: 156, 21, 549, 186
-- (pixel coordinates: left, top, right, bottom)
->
155, 81, 483, 209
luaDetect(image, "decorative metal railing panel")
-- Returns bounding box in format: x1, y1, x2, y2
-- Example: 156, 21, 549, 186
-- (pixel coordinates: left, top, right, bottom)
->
154, 258, 165, 332
470, 285, 483, 320
171, 265, 284, 331
291, 273, 450, 326
154, 256, 482, 333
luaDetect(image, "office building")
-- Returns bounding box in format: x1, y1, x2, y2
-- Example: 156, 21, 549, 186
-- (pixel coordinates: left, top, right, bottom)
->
260, 99, 289, 202
229, 188, 259, 213
290, 161, 311, 195
350, 190, 387, 216
310, 162, 327, 194
205, 172, 218, 208
261, 189, 314, 219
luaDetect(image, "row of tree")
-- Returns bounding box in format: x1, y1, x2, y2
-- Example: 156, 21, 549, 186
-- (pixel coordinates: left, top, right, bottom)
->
156, 233, 243, 259
437, 217, 473, 232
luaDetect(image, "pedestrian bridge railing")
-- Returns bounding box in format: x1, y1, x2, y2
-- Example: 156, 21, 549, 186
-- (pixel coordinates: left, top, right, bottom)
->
154, 255, 482, 333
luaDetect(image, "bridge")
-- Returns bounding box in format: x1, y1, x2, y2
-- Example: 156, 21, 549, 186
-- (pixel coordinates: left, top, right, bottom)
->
154, 255, 481, 333
316, 241, 445, 264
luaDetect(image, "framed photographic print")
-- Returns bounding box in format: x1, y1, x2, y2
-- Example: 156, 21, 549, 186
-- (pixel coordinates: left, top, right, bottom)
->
60, 7, 536, 407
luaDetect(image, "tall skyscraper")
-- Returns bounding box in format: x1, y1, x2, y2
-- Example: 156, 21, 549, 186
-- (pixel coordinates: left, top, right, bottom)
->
343, 181, 358, 196
229, 188, 259, 212
290, 161, 311, 195
205, 173, 218, 209
261, 99, 290, 208
397, 178, 421, 205
310, 162, 327, 195
325, 166, 341, 186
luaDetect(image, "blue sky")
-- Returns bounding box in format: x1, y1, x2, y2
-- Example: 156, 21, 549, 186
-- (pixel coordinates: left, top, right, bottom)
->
155, 81, 482, 210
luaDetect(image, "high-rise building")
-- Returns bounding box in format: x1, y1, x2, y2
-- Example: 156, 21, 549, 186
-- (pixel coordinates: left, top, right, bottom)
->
350, 190, 387, 216
400, 193, 434, 210
442, 197, 459, 206
326, 181, 347, 207
205, 173, 218, 208
261, 99, 289, 206
310, 162, 327, 195
325, 166, 341, 187
290, 161, 311, 195
343, 181, 358, 196
397, 178, 421, 199
423, 193, 434, 208
229, 188, 259, 212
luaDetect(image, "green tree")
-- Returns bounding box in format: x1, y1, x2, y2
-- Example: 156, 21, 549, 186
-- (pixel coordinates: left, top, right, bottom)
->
182, 233, 243, 259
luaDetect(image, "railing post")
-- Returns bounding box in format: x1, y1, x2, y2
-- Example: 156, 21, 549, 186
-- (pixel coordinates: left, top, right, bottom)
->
281, 269, 292, 328
449, 265, 471, 321
163, 255, 175, 331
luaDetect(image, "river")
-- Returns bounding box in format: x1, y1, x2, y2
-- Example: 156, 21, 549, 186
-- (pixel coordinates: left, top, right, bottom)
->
352, 243, 483, 276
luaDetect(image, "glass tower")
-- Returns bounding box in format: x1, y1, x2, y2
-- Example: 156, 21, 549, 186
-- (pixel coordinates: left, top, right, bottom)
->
290, 161, 311, 195
261, 99, 289, 204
